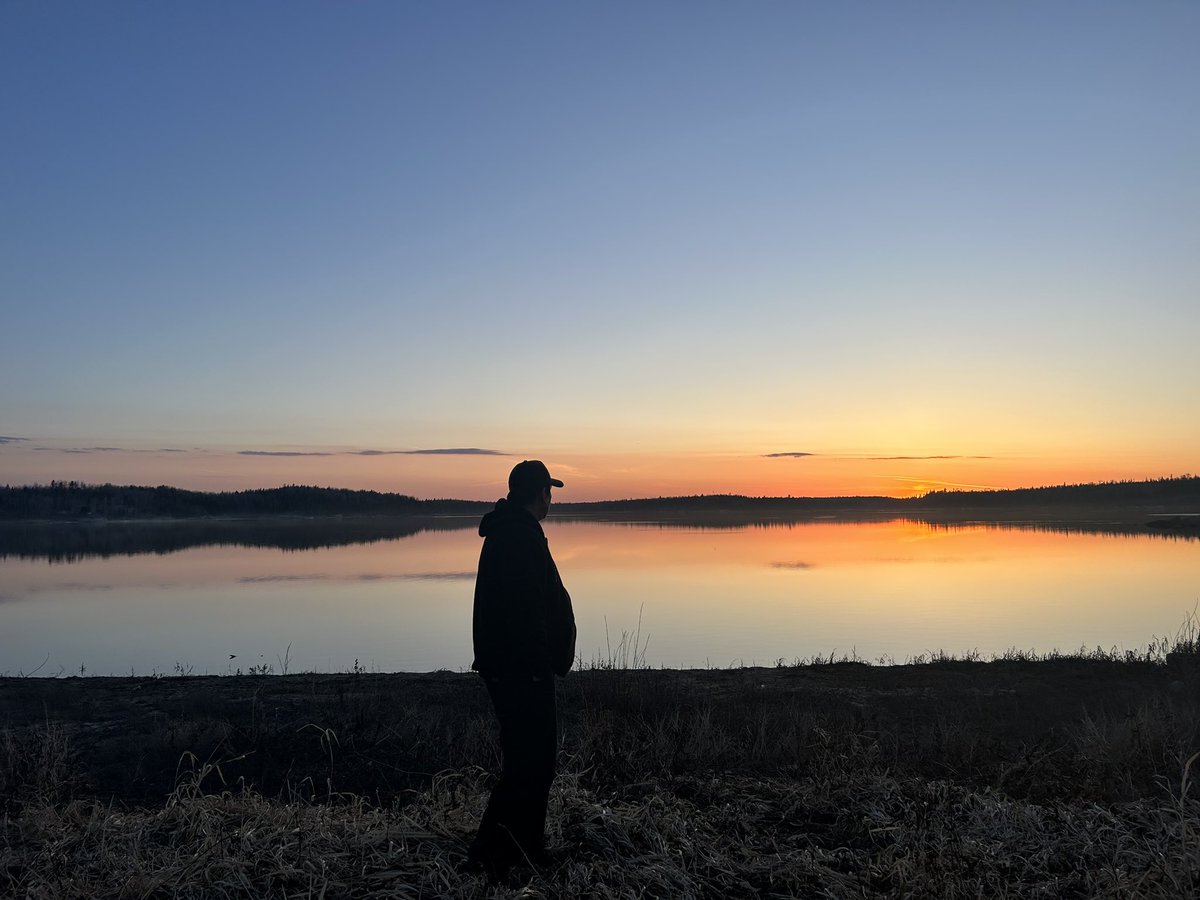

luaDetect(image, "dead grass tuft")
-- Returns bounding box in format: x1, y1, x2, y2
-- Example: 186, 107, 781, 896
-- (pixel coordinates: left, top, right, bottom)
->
4, 765, 1198, 898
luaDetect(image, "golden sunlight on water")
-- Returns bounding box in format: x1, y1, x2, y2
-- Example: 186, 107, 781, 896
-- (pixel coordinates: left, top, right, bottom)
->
1, 520, 1195, 675
550, 520, 1198, 667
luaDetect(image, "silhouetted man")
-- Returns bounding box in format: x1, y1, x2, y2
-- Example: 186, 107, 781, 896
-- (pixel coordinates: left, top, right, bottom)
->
467, 460, 576, 879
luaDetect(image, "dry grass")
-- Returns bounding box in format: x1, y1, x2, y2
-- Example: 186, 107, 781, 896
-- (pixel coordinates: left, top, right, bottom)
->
3, 761, 1198, 898
2, 624, 1199, 897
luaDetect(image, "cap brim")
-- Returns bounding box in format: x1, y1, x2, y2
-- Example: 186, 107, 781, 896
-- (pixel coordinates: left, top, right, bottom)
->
549, 478, 564, 488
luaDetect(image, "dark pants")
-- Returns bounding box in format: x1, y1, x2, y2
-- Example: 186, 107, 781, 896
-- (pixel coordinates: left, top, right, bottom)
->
471, 674, 557, 867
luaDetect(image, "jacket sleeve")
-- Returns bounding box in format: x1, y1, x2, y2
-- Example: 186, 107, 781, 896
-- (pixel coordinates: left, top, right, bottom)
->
548, 558, 577, 676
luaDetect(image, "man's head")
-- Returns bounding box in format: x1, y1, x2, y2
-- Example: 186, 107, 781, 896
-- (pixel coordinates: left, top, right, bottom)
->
507, 460, 564, 521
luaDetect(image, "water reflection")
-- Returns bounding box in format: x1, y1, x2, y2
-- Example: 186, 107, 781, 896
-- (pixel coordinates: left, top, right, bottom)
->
0, 516, 477, 563
0, 518, 1196, 676
2, 512, 1193, 565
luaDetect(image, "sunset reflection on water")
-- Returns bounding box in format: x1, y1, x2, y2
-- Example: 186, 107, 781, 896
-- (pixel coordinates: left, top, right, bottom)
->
1, 519, 1195, 676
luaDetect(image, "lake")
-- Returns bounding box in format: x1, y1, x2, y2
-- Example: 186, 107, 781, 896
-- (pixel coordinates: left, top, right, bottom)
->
1, 516, 1196, 676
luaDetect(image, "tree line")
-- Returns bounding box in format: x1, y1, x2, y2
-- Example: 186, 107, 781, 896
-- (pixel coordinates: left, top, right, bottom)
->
908, 475, 1200, 508
0, 482, 489, 520
1, 476, 1196, 520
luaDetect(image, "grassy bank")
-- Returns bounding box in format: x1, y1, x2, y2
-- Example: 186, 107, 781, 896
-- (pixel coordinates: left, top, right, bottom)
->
3, 631, 1199, 897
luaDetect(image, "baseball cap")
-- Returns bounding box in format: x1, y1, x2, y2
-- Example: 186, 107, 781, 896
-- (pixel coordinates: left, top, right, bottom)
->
508, 459, 564, 492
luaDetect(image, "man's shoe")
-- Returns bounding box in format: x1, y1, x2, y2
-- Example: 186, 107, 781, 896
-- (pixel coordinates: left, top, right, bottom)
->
464, 843, 512, 883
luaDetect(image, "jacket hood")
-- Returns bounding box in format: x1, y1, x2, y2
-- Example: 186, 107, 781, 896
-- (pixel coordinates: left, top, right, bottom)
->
478, 498, 542, 538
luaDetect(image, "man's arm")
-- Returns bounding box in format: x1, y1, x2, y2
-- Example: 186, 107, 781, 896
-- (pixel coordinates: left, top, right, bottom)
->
547, 558, 576, 676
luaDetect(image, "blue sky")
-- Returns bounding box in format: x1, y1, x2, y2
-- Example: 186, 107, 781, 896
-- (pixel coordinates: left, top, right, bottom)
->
2, 2, 1197, 499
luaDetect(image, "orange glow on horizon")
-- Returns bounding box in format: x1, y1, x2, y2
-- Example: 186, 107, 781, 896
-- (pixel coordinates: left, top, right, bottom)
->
0, 441, 1193, 502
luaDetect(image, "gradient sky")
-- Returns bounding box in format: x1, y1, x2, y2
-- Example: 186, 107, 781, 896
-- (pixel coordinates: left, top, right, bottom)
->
2, 2, 1198, 500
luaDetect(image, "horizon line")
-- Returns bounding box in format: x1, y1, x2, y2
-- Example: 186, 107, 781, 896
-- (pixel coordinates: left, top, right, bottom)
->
4, 474, 1196, 505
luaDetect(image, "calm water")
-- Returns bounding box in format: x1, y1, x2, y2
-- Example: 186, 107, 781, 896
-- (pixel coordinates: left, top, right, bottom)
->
1, 518, 1196, 675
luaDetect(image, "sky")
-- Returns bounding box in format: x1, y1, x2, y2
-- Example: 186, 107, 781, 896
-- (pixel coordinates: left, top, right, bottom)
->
2, 2, 1198, 501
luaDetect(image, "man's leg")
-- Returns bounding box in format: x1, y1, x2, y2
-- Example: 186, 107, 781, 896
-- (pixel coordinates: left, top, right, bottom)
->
471, 676, 557, 870
470, 677, 522, 874
507, 676, 557, 859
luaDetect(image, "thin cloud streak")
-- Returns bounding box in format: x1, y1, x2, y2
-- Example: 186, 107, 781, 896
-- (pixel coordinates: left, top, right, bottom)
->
868, 455, 993, 460
28, 445, 193, 454
764, 452, 816, 458
398, 448, 508, 456
238, 450, 335, 457
238, 574, 330, 583
239, 447, 507, 457
360, 571, 475, 581
889, 476, 1003, 490
0, 436, 28, 445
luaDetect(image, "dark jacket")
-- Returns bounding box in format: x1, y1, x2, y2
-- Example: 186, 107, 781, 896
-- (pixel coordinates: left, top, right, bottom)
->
471, 499, 576, 678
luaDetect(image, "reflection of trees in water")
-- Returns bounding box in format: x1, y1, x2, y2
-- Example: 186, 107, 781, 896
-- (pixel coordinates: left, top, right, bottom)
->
3, 509, 1196, 563
914, 517, 1200, 541
553, 512, 898, 532
0, 517, 478, 564
911, 519, 1196, 541
553, 511, 1199, 542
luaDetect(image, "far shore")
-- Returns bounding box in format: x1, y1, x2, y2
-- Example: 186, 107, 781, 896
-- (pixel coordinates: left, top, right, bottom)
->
3, 475, 1198, 524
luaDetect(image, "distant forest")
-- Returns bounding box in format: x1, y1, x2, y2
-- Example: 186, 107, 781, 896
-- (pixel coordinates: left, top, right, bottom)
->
555, 476, 1200, 522
908, 476, 1200, 509
1, 476, 1197, 521
0, 482, 489, 520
